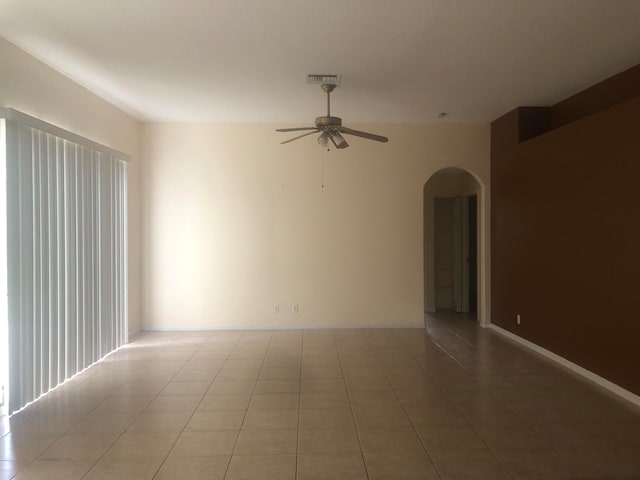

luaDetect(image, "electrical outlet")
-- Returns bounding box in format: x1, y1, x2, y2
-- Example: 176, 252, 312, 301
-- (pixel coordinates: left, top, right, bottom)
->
292, 304, 299, 313
517, 314, 521, 325
274, 305, 280, 314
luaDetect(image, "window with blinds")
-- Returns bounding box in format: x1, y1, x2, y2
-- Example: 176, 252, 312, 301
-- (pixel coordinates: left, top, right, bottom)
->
0, 108, 128, 415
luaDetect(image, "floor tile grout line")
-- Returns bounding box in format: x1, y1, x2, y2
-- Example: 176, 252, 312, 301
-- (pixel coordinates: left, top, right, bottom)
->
150, 332, 239, 479
416, 324, 543, 480
382, 330, 443, 480
76, 333, 203, 479
222, 330, 271, 480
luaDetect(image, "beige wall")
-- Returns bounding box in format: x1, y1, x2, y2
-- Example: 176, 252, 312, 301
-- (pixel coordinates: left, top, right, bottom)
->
141, 123, 490, 329
0, 38, 142, 334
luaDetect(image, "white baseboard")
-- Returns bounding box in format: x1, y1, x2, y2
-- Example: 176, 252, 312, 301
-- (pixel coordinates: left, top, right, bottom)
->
141, 322, 424, 332
489, 324, 640, 409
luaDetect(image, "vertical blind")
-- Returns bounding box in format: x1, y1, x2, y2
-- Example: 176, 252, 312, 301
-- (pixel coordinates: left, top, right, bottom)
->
3, 109, 128, 414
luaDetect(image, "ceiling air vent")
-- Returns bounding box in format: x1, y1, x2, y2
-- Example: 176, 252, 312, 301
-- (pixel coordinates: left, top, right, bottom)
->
306, 74, 341, 85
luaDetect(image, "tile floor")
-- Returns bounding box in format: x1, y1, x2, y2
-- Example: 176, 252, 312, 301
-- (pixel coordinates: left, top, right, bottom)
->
1, 313, 640, 479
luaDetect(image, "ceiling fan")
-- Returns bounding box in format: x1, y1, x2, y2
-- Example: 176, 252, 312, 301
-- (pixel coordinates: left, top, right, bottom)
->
276, 84, 389, 149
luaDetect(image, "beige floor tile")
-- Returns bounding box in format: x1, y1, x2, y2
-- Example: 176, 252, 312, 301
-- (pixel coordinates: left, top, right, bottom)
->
383, 365, 426, 377
258, 366, 302, 380
0, 460, 23, 480
345, 375, 393, 391
353, 406, 411, 428
261, 358, 301, 369
224, 359, 264, 369
301, 366, 343, 378
233, 429, 297, 454
429, 448, 513, 480
358, 426, 424, 452
494, 448, 585, 480
299, 408, 355, 429
191, 350, 230, 361
404, 404, 468, 427
67, 412, 137, 435
395, 389, 453, 409
242, 409, 299, 430
227, 349, 266, 360
298, 427, 360, 453
254, 379, 300, 393
198, 394, 251, 411
207, 380, 255, 395
529, 420, 605, 451
143, 395, 202, 413
225, 454, 296, 480
115, 382, 168, 396
217, 367, 261, 381
348, 390, 401, 410
375, 350, 420, 367
338, 355, 379, 367
559, 447, 640, 479
264, 348, 301, 359
474, 423, 549, 450
154, 455, 230, 480
249, 392, 299, 410
154, 350, 195, 361
0, 432, 59, 462
342, 365, 386, 378
388, 375, 435, 391
104, 431, 178, 458
186, 411, 246, 431
300, 391, 350, 409
301, 378, 346, 392
170, 430, 239, 456
171, 369, 219, 383
13, 459, 94, 480
127, 412, 192, 432
297, 452, 367, 480
84, 456, 163, 480
93, 394, 153, 414
38, 432, 119, 459
160, 382, 211, 396
363, 450, 440, 480
415, 425, 486, 450
302, 357, 341, 369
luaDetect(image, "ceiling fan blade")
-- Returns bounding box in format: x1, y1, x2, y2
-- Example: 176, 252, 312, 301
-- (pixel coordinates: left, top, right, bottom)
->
338, 126, 389, 143
281, 129, 321, 144
329, 131, 348, 149
276, 127, 318, 132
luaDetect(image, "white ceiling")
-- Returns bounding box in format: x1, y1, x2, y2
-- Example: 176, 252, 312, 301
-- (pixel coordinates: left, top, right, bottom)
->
1, 0, 639, 124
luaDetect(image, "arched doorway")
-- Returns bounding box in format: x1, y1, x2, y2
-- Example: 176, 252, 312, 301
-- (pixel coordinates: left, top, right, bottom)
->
423, 168, 484, 324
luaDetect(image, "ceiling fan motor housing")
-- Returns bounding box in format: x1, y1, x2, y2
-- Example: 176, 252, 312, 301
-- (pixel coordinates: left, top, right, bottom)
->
315, 116, 342, 128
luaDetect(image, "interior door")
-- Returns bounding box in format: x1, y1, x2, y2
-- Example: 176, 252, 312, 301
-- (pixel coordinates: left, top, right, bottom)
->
453, 196, 470, 313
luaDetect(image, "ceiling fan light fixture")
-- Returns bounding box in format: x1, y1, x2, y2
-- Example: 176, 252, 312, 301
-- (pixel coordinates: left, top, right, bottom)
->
329, 130, 348, 149
317, 131, 329, 146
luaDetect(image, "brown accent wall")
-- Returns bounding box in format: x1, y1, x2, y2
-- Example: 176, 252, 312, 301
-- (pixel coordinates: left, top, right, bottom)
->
491, 67, 640, 396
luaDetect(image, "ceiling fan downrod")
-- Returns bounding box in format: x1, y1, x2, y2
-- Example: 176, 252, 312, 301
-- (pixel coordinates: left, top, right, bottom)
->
321, 83, 336, 117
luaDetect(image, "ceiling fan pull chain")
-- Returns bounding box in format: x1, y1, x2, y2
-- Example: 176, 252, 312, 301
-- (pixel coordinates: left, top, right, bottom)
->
321, 146, 326, 189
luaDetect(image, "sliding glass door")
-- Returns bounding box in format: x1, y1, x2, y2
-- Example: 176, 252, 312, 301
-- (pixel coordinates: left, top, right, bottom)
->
1, 109, 128, 415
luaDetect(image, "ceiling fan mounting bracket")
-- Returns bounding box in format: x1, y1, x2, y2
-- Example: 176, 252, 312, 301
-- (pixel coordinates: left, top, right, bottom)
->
321, 83, 337, 94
